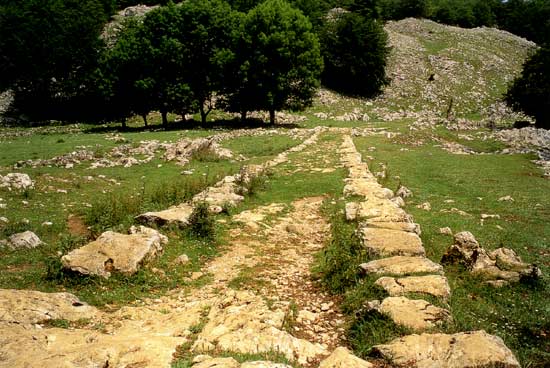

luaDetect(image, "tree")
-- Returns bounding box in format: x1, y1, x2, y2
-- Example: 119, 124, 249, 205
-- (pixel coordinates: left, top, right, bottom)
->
320, 11, 389, 96
0, 0, 112, 120
226, 0, 322, 125
177, 0, 243, 125
505, 46, 550, 129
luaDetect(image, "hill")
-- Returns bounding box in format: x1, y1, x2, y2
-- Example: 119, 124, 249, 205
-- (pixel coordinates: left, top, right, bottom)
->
373, 18, 536, 126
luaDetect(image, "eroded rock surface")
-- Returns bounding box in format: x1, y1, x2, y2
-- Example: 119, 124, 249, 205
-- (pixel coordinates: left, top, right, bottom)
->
61, 226, 168, 278
192, 290, 326, 365
373, 330, 520, 368
0, 289, 98, 324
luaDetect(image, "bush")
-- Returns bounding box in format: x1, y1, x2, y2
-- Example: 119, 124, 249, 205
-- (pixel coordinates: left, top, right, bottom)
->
320, 11, 390, 97
187, 202, 216, 240
505, 47, 550, 130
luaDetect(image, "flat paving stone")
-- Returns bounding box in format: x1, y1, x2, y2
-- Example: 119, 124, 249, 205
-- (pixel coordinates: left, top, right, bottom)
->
374, 275, 451, 299
360, 256, 444, 276
361, 227, 425, 257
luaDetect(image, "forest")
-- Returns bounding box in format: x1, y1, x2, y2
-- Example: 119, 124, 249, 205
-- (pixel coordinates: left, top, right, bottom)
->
0, 0, 548, 128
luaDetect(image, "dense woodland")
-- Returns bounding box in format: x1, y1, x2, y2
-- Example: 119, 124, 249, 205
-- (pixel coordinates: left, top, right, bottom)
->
0, 0, 548, 128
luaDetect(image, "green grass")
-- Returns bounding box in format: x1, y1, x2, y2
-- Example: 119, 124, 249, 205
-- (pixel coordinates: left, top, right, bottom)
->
352, 132, 550, 366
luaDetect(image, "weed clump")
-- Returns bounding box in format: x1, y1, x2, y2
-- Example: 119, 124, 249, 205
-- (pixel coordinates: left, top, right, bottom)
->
314, 208, 367, 294
187, 202, 215, 240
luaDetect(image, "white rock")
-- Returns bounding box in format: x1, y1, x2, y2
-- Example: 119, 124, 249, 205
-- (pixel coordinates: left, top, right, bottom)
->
7, 231, 43, 249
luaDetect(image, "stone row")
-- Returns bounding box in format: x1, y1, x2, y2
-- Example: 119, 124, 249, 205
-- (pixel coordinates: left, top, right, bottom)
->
338, 135, 520, 368
62, 128, 326, 279
137, 126, 326, 227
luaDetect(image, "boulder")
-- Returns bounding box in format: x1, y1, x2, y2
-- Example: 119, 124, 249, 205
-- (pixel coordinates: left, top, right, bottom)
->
61, 226, 168, 278
0, 289, 98, 324
360, 256, 444, 276
374, 275, 451, 299
374, 297, 451, 331
0, 173, 34, 191
319, 347, 373, 368
360, 227, 425, 257
7, 231, 42, 249
373, 330, 520, 368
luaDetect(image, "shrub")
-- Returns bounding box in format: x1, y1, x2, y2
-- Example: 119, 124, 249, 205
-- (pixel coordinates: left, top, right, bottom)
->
187, 202, 215, 240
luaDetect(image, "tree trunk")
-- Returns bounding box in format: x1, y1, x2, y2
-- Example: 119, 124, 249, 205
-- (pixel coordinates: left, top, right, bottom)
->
199, 104, 207, 126
269, 109, 276, 125
161, 110, 168, 128
121, 119, 127, 129
141, 113, 148, 127
240, 110, 247, 124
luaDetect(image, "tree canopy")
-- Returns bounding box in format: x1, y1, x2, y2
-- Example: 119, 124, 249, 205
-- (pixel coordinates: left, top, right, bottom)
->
0, 0, 113, 120
226, 0, 323, 124
506, 46, 550, 129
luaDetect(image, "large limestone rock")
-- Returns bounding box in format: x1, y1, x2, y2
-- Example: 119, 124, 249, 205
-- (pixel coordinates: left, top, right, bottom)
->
192, 290, 326, 365
374, 275, 451, 299
373, 330, 520, 368
136, 203, 194, 226
360, 256, 444, 276
0, 173, 34, 191
0, 323, 184, 368
0, 289, 98, 324
374, 296, 451, 331
360, 227, 425, 257
319, 347, 373, 368
61, 226, 168, 278
6, 231, 42, 250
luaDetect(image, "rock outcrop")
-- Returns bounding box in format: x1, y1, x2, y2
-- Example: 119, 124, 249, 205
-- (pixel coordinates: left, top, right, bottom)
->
0, 289, 98, 324
441, 231, 542, 286
0, 173, 34, 191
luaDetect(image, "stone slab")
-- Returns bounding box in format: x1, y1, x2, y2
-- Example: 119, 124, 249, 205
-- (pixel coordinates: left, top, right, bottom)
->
361, 227, 425, 257
373, 330, 520, 368
360, 256, 444, 276
377, 296, 451, 331
374, 275, 451, 299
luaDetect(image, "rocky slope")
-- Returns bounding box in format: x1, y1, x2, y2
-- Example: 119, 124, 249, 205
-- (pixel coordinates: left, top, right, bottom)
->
374, 18, 536, 126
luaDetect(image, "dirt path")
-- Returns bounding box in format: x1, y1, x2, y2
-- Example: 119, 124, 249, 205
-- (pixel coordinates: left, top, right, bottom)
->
0, 130, 369, 368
